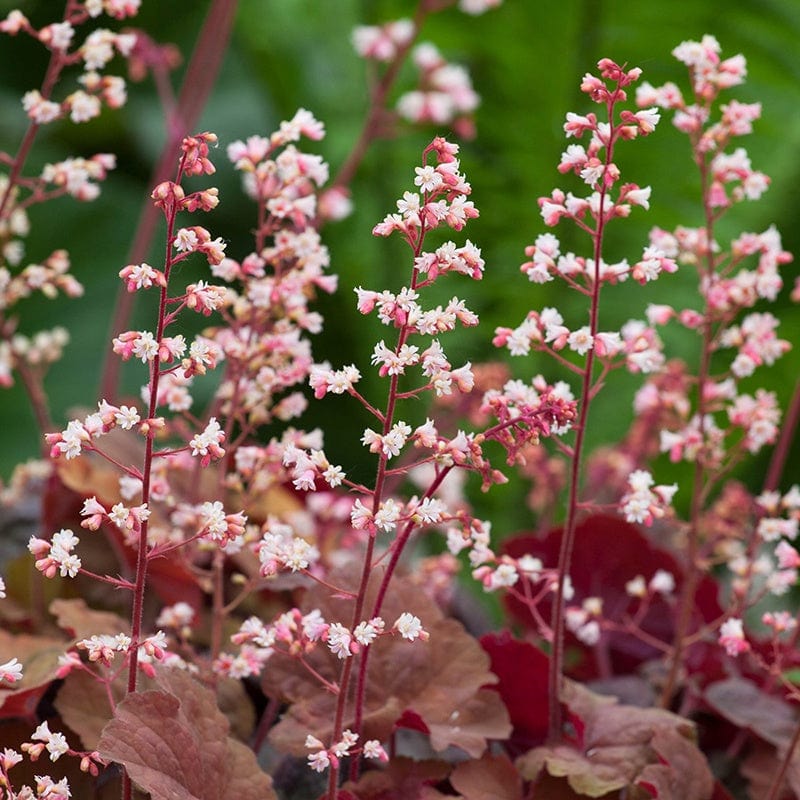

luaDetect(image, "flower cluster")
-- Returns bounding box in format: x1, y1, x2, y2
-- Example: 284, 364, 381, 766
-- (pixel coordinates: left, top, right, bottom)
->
28, 528, 82, 578
0, 717, 105, 800
4, 5, 136, 124
632, 39, 793, 488
0, 5, 138, 402
619, 469, 678, 526
219, 607, 428, 680
351, 5, 500, 142
305, 730, 388, 774
397, 43, 479, 135
45, 399, 158, 460
196, 110, 335, 432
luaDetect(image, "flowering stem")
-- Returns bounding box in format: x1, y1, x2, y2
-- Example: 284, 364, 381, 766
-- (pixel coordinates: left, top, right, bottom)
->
121, 161, 185, 800
547, 269, 600, 742
660, 149, 715, 709
326, 657, 356, 799
546, 118, 615, 745
326, 214, 431, 798
347, 468, 451, 783
0, 34, 65, 221
332, 3, 429, 190
100, 0, 238, 402
0, 43, 68, 428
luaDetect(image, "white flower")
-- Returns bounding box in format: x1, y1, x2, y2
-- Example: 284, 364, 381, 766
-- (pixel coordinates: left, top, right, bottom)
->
393, 612, 427, 641
649, 569, 675, 595
625, 575, 647, 598
307, 749, 330, 772
363, 739, 388, 760
353, 617, 384, 646
576, 621, 601, 646
0, 658, 23, 683
327, 623, 353, 659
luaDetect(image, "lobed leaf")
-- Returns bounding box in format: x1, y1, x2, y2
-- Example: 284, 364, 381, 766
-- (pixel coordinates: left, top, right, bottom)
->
0, 629, 65, 720
50, 597, 129, 639
265, 571, 510, 758
97, 667, 275, 800
449, 752, 523, 800
704, 677, 798, 747
517, 681, 713, 798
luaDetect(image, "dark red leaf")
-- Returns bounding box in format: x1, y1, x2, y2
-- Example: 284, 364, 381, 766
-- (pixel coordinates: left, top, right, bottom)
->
395, 708, 430, 735
502, 514, 723, 678
480, 631, 549, 756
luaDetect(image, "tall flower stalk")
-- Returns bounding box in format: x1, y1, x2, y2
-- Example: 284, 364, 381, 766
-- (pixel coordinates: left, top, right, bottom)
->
0, 2, 138, 434
632, 36, 793, 706
39, 131, 229, 799
494, 59, 672, 740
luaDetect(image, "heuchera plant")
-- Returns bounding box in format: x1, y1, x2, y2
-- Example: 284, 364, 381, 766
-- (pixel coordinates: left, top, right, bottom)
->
0, 3, 798, 800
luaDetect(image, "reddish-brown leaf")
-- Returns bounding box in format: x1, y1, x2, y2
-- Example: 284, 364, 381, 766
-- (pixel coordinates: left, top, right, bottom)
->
265, 572, 510, 758
517, 681, 713, 798
97, 668, 275, 800
0, 629, 65, 720
636, 726, 714, 800
449, 753, 523, 800
50, 597, 129, 640
342, 757, 452, 800
704, 677, 798, 747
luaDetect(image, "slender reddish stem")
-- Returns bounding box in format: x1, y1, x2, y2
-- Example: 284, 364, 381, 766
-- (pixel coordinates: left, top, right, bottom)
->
659, 145, 715, 708
121, 161, 185, 800
325, 177, 434, 799
332, 3, 429, 190
765, 719, 800, 800
100, 0, 239, 402
764, 376, 800, 493
547, 95, 620, 744
346, 467, 452, 783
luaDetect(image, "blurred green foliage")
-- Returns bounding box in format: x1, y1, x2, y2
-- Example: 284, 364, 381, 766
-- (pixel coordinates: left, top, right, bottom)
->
0, 0, 798, 537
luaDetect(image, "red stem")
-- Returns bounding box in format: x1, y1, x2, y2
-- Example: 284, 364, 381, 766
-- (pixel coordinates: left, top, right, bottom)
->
122, 159, 186, 800
346, 468, 452, 783
326, 166, 434, 799
659, 140, 716, 709
764, 376, 800, 493
546, 95, 620, 744
765, 719, 800, 800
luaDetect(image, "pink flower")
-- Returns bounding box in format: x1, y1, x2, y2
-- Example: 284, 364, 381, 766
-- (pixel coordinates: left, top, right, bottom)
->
0, 658, 23, 684
775, 541, 800, 570
718, 617, 749, 657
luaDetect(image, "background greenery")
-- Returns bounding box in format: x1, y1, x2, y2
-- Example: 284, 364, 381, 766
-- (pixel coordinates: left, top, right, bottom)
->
1, 0, 798, 537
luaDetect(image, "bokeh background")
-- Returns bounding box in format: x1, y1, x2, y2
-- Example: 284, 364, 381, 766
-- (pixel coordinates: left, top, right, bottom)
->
0, 0, 798, 538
